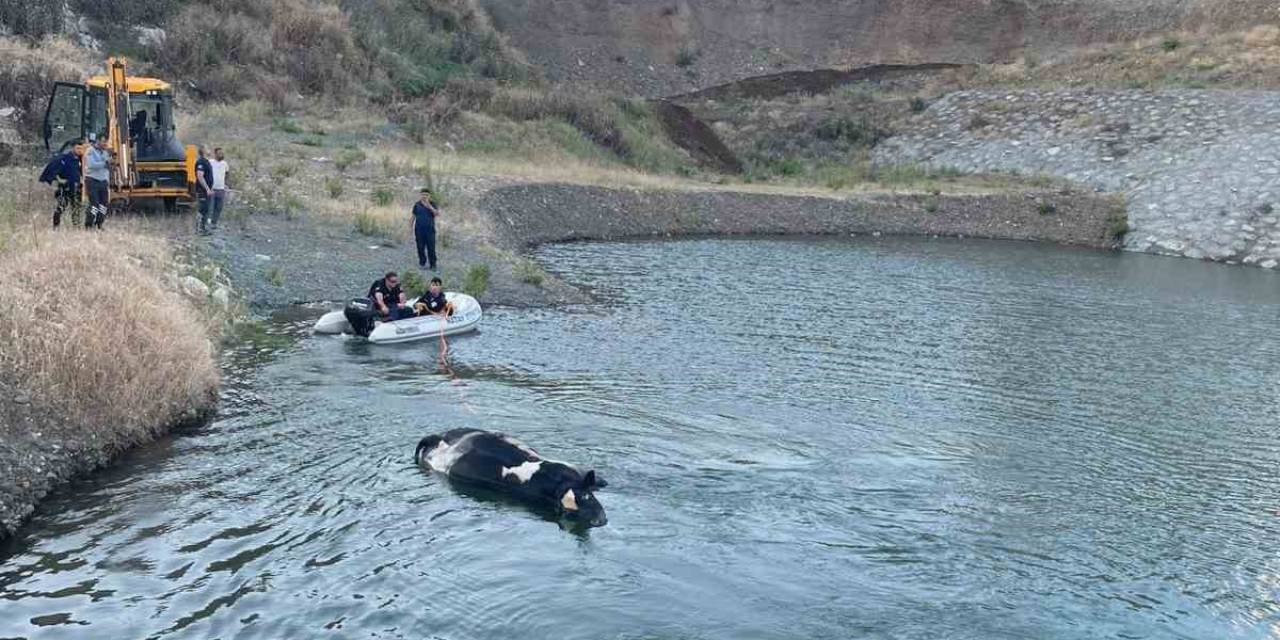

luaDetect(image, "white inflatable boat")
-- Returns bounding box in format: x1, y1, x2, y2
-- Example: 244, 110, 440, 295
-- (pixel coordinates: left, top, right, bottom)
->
313, 292, 482, 344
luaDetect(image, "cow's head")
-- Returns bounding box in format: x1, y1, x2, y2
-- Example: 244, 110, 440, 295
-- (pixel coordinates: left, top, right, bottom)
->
557, 470, 607, 528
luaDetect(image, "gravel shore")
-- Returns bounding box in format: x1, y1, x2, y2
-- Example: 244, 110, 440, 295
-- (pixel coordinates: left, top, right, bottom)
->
191, 181, 1123, 313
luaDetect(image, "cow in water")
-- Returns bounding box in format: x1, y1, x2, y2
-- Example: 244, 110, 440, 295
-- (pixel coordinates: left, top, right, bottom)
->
415, 428, 608, 528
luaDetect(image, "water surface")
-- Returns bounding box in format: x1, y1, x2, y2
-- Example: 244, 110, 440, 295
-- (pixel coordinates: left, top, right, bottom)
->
2, 237, 1279, 639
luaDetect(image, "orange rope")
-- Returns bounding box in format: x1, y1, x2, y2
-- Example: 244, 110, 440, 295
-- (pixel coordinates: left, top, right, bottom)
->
436, 307, 449, 364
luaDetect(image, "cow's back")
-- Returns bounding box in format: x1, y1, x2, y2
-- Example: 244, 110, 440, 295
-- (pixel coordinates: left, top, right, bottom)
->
446, 432, 540, 488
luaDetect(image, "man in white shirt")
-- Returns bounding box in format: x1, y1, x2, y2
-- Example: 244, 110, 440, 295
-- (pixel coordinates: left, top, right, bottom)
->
209, 147, 230, 231
84, 133, 112, 229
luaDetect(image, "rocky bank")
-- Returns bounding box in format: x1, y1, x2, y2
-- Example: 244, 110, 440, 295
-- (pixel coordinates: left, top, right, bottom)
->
877, 89, 1280, 267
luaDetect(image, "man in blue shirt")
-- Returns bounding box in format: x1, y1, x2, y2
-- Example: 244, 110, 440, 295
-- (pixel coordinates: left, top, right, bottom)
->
411, 188, 439, 270
38, 141, 82, 227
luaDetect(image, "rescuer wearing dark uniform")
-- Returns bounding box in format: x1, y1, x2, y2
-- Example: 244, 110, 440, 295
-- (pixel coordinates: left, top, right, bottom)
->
411, 188, 439, 270
38, 141, 82, 228
368, 271, 409, 320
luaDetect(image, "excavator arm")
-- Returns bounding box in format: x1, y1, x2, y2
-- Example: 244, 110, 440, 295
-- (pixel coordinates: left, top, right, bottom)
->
105, 57, 134, 190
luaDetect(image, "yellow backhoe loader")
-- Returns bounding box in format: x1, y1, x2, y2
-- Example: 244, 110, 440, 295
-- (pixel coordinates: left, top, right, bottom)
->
42, 57, 196, 212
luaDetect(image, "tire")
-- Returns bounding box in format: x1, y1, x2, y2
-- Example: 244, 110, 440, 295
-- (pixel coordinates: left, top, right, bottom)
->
163, 196, 178, 214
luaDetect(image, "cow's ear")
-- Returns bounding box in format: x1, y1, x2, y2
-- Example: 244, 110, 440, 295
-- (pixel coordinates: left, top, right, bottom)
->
583, 470, 606, 489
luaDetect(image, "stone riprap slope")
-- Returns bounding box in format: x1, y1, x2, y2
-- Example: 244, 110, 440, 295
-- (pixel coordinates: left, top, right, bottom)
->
876, 90, 1280, 266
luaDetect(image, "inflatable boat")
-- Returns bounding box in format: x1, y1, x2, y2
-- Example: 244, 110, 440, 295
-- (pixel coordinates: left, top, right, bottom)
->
313, 292, 482, 344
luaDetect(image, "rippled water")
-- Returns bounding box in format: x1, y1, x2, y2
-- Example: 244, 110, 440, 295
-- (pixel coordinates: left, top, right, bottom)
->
3, 236, 1280, 639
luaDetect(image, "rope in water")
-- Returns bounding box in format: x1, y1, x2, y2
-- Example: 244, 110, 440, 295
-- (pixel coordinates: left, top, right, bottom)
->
432, 302, 476, 414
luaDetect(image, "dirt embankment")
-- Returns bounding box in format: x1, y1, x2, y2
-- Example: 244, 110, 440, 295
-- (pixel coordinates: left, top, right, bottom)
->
481, 183, 1126, 250
480, 0, 1275, 97
0, 233, 221, 539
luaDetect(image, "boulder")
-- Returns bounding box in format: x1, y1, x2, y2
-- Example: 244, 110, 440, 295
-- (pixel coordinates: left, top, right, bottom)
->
181, 276, 210, 299
211, 286, 232, 309
135, 26, 166, 49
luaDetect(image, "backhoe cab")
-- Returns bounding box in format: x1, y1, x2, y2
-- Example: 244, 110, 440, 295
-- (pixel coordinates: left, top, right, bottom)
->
43, 57, 196, 212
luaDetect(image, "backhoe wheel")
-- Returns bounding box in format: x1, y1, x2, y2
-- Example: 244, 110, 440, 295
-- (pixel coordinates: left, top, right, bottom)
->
163, 197, 178, 214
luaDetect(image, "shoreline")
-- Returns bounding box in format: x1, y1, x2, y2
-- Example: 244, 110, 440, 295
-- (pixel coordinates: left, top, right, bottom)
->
196, 181, 1128, 312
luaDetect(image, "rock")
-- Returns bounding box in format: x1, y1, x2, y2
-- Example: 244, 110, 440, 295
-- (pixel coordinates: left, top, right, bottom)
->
181, 276, 210, 299
0, 107, 13, 118
211, 286, 232, 308
135, 26, 166, 49
254, 254, 272, 262
1262, 260, 1278, 269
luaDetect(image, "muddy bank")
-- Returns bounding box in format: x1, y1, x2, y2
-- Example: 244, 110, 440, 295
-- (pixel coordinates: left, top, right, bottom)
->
482, 183, 1127, 250
190, 211, 587, 312
0, 385, 214, 539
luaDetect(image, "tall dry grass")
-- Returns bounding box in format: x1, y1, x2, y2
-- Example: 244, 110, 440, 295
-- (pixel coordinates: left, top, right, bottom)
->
0, 231, 219, 445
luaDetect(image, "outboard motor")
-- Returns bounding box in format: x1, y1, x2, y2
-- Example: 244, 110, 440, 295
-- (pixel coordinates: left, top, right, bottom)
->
343, 298, 377, 337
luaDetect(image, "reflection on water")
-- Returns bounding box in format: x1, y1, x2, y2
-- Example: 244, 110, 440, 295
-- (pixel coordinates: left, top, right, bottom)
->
2, 236, 1280, 639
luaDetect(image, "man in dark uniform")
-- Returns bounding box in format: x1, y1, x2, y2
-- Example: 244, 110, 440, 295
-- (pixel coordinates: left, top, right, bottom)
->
195, 146, 214, 235
368, 271, 409, 319
38, 141, 82, 227
414, 277, 453, 317
411, 188, 439, 270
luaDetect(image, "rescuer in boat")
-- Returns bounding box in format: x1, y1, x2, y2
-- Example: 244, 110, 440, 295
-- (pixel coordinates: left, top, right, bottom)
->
368, 271, 410, 320
413, 277, 454, 317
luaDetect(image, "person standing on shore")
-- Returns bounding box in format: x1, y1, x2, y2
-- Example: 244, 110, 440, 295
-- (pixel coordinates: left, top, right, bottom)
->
38, 140, 82, 228
411, 187, 439, 270
84, 134, 111, 230
195, 147, 214, 235
208, 147, 230, 232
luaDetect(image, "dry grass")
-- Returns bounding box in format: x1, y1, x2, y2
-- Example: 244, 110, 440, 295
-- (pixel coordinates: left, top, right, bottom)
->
0, 229, 219, 443
958, 23, 1280, 90
0, 36, 94, 138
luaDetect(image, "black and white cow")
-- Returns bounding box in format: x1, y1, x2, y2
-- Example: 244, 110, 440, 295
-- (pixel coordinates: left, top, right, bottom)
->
414, 428, 608, 528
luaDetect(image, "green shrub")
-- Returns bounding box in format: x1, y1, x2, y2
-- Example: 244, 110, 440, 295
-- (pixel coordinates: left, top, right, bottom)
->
675, 47, 698, 67
400, 269, 427, 297
910, 97, 928, 113
1109, 216, 1130, 240
300, 137, 323, 147
1161, 37, 1181, 52
513, 259, 545, 285
417, 159, 450, 207
265, 266, 285, 286
281, 195, 304, 219
814, 116, 888, 147
775, 158, 804, 177
1037, 202, 1058, 216
335, 148, 367, 172
354, 210, 389, 237
273, 118, 304, 134
463, 263, 491, 298
270, 163, 297, 180
325, 176, 344, 199
371, 187, 395, 206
